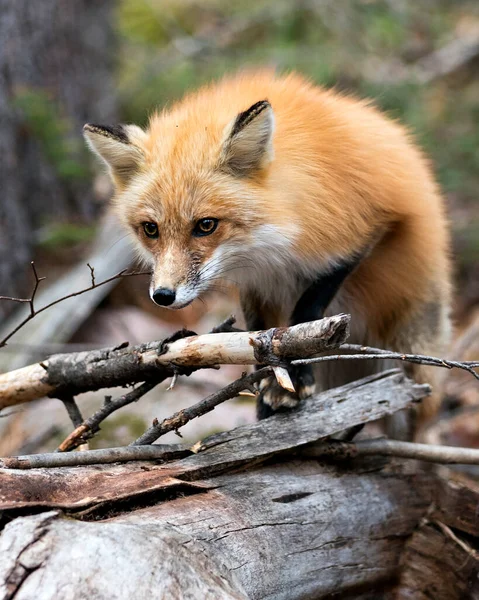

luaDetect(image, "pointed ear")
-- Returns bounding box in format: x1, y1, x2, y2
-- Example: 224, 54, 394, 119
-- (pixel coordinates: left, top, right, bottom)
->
220, 100, 274, 177
83, 123, 145, 187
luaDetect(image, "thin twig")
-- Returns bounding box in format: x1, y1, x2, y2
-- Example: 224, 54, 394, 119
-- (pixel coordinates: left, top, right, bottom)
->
59, 395, 84, 429
132, 367, 272, 446
0, 265, 150, 347
0, 444, 190, 469
292, 347, 479, 381
301, 438, 479, 465
57, 381, 161, 452
87, 263, 96, 287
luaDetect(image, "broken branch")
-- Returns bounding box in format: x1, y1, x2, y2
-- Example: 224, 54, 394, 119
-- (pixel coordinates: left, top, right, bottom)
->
0, 314, 350, 409
132, 367, 272, 446
8, 437, 479, 470
292, 346, 479, 380
0, 444, 189, 469
57, 381, 162, 452
301, 438, 479, 465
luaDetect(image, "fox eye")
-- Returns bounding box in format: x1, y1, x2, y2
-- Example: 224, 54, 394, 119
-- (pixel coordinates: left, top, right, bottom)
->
193, 218, 218, 237
142, 222, 159, 239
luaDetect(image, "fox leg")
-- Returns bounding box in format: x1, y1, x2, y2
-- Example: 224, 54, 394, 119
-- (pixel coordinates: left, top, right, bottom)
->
244, 257, 361, 419
240, 290, 292, 418
285, 258, 361, 407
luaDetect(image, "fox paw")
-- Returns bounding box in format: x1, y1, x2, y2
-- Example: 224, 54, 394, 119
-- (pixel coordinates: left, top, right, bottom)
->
259, 376, 300, 410
256, 365, 316, 419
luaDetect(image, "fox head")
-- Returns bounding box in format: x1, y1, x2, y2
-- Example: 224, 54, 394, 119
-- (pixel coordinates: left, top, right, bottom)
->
84, 98, 296, 309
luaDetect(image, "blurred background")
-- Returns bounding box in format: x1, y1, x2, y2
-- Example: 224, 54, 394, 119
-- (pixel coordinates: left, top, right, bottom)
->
0, 0, 478, 456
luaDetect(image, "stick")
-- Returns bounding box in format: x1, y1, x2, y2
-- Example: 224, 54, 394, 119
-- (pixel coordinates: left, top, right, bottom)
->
0, 315, 350, 409
57, 381, 161, 452
292, 348, 479, 380
0, 264, 150, 348
301, 438, 479, 465
59, 395, 84, 429
56, 319, 242, 452
6, 437, 479, 470
0, 444, 190, 469
132, 367, 272, 446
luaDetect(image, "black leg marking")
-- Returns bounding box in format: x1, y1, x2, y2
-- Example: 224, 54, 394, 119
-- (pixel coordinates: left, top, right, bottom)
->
243, 255, 363, 419
241, 291, 281, 419
291, 255, 362, 324
287, 255, 363, 410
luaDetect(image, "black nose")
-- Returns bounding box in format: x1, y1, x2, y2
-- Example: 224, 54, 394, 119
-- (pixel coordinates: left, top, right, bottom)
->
152, 287, 176, 307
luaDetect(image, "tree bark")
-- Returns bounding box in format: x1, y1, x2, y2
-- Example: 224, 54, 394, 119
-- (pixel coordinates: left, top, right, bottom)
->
0, 0, 117, 313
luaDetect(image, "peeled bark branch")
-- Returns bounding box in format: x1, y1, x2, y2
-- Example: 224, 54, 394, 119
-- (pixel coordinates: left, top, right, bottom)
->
0, 314, 350, 409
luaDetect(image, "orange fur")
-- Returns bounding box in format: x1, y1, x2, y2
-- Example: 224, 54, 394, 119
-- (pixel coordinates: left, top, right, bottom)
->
84, 70, 452, 414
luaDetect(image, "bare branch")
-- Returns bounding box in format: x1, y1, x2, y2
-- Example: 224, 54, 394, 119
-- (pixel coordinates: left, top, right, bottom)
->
0, 265, 151, 348
57, 381, 161, 452
0, 444, 190, 469
292, 346, 479, 381
0, 261, 46, 308
7, 436, 479, 471
133, 367, 272, 446
87, 262, 96, 287
59, 395, 84, 429
0, 315, 350, 409
301, 438, 479, 465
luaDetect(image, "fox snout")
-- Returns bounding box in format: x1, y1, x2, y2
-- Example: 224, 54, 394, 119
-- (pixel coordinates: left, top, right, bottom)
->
148, 259, 202, 310
149, 280, 198, 310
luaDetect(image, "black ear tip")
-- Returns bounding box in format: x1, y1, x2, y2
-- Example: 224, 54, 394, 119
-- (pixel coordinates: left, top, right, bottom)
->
231, 100, 273, 137
82, 124, 129, 144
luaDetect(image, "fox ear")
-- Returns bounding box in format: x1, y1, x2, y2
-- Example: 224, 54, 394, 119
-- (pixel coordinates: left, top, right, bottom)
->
221, 100, 274, 176
83, 124, 145, 187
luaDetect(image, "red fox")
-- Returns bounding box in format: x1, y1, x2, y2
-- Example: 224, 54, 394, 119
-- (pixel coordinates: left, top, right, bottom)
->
84, 71, 452, 419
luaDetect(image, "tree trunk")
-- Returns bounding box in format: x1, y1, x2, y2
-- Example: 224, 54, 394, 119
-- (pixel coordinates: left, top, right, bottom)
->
0, 0, 117, 312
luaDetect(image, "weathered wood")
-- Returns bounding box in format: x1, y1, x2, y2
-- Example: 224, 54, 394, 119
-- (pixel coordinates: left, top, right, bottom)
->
0, 459, 434, 600
0, 371, 436, 599
0, 370, 429, 479
0, 510, 248, 600
396, 522, 479, 599
0, 315, 350, 409
393, 472, 479, 599
429, 476, 479, 537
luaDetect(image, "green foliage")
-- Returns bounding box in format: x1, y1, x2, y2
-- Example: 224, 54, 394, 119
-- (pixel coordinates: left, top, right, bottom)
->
89, 413, 149, 449
13, 87, 88, 182
37, 223, 96, 250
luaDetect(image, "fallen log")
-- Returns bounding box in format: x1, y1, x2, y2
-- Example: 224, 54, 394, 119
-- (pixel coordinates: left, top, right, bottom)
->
0, 314, 350, 409
0, 460, 433, 600
0, 370, 435, 599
